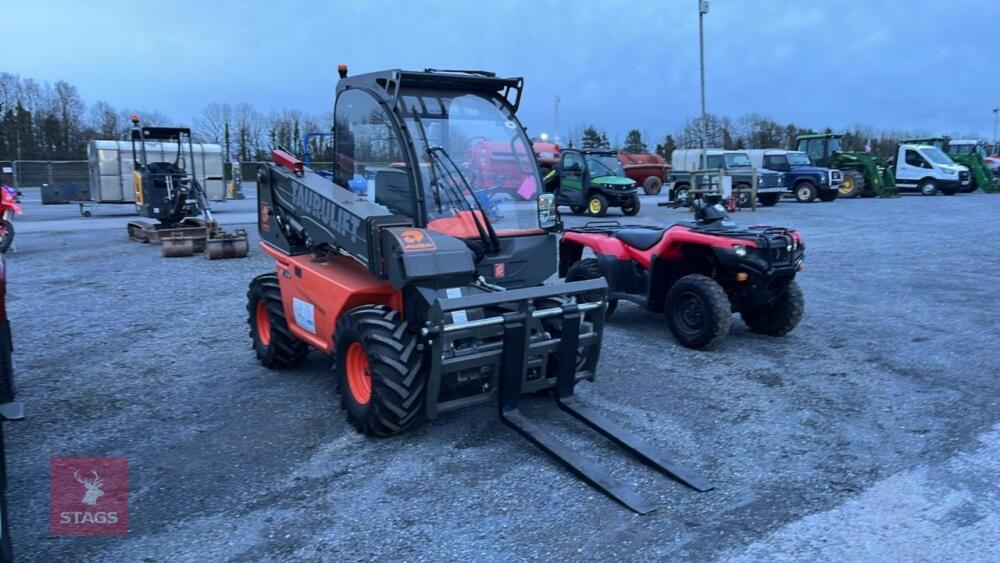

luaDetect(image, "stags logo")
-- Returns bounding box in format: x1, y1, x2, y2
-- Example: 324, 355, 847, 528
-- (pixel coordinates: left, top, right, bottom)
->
51, 456, 128, 535
75, 469, 104, 505
399, 229, 436, 252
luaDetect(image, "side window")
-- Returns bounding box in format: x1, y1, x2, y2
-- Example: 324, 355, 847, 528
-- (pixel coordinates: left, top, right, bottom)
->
561, 152, 584, 174
334, 90, 413, 216
904, 149, 927, 168
763, 155, 785, 169
804, 140, 823, 162
705, 155, 724, 169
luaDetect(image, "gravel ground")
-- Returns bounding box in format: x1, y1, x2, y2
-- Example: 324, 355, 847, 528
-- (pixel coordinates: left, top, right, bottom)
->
6, 189, 1000, 561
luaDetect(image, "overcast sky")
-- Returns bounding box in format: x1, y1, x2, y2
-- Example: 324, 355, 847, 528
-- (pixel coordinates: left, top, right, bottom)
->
3, 0, 998, 143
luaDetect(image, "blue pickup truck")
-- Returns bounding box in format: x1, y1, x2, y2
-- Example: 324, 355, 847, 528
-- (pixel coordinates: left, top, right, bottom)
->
748, 149, 842, 203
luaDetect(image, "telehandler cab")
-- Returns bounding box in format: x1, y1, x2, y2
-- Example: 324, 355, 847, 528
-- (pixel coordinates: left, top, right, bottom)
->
247, 67, 712, 512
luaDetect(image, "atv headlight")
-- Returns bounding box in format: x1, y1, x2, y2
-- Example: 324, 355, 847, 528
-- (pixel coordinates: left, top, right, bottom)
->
732, 245, 748, 257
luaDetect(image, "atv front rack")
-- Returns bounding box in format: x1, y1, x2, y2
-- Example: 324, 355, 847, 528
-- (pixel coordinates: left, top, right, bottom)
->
427, 279, 713, 513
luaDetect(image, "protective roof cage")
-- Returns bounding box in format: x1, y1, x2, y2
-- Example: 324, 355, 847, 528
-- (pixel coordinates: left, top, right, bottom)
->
337, 68, 524, 113
131, 127, 193, 141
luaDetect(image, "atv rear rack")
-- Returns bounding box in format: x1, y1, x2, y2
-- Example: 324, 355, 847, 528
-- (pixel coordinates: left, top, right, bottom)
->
427, 279, 713, 513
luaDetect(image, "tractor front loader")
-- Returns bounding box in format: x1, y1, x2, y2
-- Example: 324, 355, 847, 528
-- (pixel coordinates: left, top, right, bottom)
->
796, 134, 897, 198
247, 68, 712, 512
127, 117, 249, 259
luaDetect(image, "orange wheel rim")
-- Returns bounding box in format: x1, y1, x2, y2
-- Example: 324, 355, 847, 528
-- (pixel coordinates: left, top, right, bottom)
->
346, 342, 372, 405
255, 300, 271, 346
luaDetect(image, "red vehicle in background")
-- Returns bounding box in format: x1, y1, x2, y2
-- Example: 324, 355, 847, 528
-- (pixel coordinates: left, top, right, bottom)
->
533, 142, 561, 174
0, 186, 22, 253
618, 153, 670, 195
467, 139, 540, 200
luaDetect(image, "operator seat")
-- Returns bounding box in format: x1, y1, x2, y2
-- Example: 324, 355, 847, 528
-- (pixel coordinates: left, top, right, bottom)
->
613, 227, 666, 250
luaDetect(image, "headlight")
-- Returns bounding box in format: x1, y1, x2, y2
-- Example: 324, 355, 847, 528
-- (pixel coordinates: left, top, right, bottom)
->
732, 245, 748, 257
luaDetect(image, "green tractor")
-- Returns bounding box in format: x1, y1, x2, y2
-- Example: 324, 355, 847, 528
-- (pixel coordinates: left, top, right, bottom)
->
903, 137, 998, 194
796, 134, 897, 198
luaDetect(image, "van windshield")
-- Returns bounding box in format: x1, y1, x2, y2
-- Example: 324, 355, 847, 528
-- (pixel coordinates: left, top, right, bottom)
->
921, 147, 954, 165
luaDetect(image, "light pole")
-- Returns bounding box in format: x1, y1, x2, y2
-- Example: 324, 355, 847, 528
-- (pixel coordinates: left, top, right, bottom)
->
699, 0, 709, 153
993, 107, 998, 145
553, 96, 561, 144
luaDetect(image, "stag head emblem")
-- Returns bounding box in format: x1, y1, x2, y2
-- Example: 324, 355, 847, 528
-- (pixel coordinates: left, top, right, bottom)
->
74, 469, 105, 506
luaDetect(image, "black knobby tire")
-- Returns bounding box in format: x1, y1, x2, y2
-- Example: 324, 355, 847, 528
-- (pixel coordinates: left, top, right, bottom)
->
642, 176, 663, 195
839, 170, 864, 198
247, 273, 309, 368
740, 280, 804, 336
570, 205, 586, 215
794, 182, 818, 203
759, 192, 782, 207
735, 184, 753, 208
565, 258, 618, 318
0, 221, 13, 254
673, 184, 691, 203
941, 187, 957, 196
665, 274, 731, 349
334, 305, 425, 436
621, 196, 641, 216
587, 193, 609, 216
818, 190, 838, 202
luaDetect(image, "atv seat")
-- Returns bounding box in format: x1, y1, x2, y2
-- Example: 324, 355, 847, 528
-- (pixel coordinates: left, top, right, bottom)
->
614, 227, 665, 250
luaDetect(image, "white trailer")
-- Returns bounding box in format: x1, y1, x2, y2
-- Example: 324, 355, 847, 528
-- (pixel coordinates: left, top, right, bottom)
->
87, 140, 227, 204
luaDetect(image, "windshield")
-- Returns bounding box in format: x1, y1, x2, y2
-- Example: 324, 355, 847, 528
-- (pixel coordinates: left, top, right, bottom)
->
724, 153, 752, 167
787, 152, 812, 166
401, 90, 542, 237
921, 147, 954, 165
950, 144, 976, 156
586, 155, 624, 177
828, 138, 843, 152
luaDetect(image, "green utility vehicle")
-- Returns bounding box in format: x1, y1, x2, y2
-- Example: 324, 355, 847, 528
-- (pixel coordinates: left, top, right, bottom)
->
544, 148, 641, 216
903, 137, 998, 193
796, 134, 897, 198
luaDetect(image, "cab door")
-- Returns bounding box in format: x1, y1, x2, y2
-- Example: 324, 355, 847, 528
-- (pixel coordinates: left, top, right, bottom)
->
555, 150, 587, 206
896, 148, 931, 187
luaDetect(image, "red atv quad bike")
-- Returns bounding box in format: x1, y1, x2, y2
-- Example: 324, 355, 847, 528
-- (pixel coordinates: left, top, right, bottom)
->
559, 195, 805, 349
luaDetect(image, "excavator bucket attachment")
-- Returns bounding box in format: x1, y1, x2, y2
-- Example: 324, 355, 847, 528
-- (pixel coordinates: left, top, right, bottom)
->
160, 231, 196, 258
204, 228, 249, 260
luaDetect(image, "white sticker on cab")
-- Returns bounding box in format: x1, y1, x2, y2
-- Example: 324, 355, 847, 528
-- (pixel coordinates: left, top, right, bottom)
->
445, 287, 468, 324
293, 297, 316, 334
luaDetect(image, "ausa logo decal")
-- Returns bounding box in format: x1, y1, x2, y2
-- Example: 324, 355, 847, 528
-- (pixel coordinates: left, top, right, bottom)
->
400, 229, 436, 252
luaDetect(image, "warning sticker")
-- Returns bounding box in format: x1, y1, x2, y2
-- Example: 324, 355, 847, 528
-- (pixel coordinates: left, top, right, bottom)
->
493, 263, 506, 278
400, 229, 436, 252
292, 297, 316, 334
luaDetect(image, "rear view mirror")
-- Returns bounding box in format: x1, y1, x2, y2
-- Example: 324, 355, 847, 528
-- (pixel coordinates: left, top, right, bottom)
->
537, 193, 560, 231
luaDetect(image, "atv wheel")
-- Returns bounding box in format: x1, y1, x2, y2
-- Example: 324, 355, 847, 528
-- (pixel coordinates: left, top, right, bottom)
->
740, 280, 804, 337
587, 194, 609, 216
0, 220, 13, 253
642, 176, 663, 195
621, 196, 641, 216
918, 179, 938, 196
569, 205, 586, 215
247, 273, 309, 368
735, 184, 753, 208
794, 182, 818, 203
839, 171, 864, 198
665, 274, 731, 349
565, 258, 618, 318
334, 305, 425, 436
673, 184, 691, 203
818, 190, 838, 202
759, 193, 782, 207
